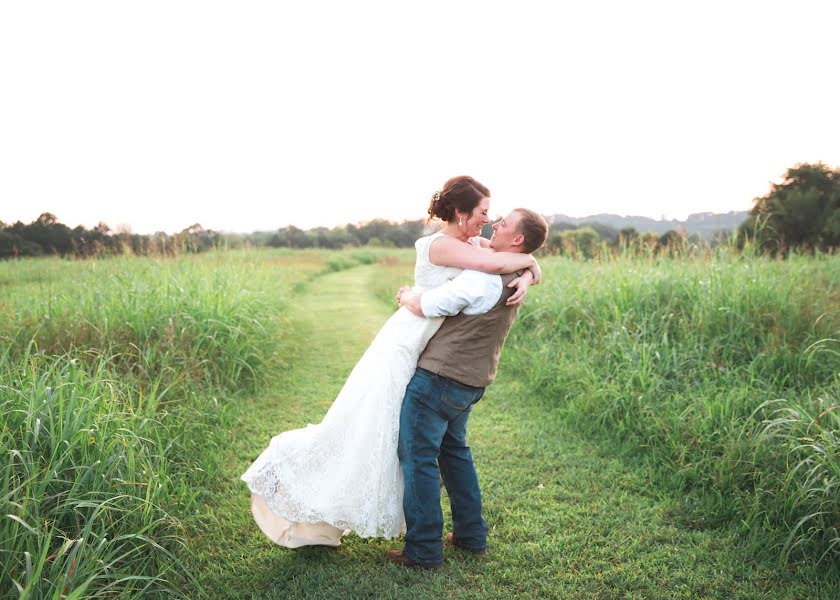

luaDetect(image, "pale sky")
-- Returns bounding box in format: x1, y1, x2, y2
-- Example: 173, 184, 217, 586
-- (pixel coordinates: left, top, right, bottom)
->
2, 1, 838, 233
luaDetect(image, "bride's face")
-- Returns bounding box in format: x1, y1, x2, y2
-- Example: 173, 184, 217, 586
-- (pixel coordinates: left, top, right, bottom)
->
462, 197, 490, 238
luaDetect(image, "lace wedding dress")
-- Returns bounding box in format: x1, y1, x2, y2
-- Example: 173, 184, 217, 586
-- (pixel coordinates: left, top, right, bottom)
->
240, 231, 472, 547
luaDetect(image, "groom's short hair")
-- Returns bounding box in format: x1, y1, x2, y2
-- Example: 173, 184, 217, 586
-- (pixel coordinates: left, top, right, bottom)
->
514, 209, 548, 254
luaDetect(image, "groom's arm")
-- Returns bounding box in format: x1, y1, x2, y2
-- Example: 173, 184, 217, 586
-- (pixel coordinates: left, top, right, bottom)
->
398, 270, 503, 318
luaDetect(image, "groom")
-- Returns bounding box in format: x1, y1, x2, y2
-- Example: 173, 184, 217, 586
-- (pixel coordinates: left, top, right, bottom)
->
387, 208, 548, 569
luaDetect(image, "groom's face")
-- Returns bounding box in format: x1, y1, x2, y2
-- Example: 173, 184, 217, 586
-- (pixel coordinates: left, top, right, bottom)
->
489, 211, 524, 253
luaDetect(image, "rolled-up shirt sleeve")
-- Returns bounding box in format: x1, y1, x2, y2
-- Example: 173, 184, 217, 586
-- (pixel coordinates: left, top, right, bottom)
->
419, 270, 503, 317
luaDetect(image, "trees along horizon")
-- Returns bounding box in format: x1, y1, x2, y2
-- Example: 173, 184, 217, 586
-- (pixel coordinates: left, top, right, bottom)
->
3, 162, 839, 259
739, 162, 840, 255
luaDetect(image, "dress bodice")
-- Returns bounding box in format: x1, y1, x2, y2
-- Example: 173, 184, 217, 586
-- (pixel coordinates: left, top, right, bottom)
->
413, 231, 479, 292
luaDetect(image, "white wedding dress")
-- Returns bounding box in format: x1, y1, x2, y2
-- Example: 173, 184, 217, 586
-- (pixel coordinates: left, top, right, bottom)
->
240, 231, 474, 547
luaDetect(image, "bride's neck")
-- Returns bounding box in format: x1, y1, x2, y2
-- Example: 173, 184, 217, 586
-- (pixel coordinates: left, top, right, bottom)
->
441, 222, 469, 242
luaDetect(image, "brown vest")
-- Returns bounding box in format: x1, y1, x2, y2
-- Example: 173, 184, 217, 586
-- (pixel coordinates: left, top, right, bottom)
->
417, 271, 521, 388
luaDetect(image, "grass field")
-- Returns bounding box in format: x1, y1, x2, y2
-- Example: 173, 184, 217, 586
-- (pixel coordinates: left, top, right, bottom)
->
2, 248, 838, 598
506, 252, 840, 565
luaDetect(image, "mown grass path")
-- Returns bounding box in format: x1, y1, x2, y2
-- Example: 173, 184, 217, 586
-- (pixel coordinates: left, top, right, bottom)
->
186, 265, 835, 599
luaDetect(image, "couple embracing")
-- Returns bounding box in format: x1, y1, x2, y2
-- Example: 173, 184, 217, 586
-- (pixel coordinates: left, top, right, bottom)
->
241, 175, 548, 569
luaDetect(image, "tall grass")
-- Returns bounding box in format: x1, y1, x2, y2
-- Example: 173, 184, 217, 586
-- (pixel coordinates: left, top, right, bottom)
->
2, 348, 191, 596
0, 247, 406, 596
310, 245, 840, 563
506, 251, 840, 563
0, 250, 324, 597
4, 245, 837, 593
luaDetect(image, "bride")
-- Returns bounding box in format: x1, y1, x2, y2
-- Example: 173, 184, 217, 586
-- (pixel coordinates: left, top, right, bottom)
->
240, 176, 540, 547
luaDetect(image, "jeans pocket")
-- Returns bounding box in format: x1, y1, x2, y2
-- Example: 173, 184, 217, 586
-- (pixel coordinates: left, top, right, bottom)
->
406, 368, 434, 400
440, 380, 484, 412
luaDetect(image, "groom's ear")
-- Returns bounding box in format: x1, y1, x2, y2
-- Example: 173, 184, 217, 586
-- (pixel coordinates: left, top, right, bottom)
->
511, 233, 526, 250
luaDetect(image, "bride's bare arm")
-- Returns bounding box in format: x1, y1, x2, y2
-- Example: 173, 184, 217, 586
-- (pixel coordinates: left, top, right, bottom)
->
429, 235, 538, 276
429, 236, 542, 283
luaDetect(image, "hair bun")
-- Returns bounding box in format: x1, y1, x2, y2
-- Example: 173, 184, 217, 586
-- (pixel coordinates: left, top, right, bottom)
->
426, 176, 489, 223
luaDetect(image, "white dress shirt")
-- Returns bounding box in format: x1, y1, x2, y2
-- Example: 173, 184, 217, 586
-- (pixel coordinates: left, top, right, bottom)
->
420, 270, 503, 318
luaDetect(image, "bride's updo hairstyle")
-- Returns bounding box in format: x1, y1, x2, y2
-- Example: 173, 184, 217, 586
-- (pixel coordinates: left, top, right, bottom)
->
427, 176, 490, 222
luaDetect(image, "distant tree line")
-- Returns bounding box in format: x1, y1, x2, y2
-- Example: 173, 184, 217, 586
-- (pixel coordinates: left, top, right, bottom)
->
260, 219, 426, 249
538, 221, 707, 259
544, 162, 840, 259
0, 214, 225, 259
0, 214, 430, 259
3, 162, 837, 260
0, 211, 717, 261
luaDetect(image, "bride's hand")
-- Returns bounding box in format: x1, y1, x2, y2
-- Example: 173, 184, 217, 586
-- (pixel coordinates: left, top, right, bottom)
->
396, 285, 412, 304
506, 270, 534, 306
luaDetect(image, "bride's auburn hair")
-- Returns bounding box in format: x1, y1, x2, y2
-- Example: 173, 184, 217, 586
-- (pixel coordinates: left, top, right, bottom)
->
427, 176, 490, 222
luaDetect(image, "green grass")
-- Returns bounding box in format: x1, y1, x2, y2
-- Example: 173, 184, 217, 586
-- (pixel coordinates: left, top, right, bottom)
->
3, 248, 839, 597
183, 259, 838, 598
2, 348, 190, 597
1, 250, 333, 596
506, 252, 840, 565
0, 248, 409, 597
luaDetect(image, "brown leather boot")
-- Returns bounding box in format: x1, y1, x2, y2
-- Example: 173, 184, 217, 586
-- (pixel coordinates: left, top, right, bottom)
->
385, 549, 443, 569
445, 533, 487, 555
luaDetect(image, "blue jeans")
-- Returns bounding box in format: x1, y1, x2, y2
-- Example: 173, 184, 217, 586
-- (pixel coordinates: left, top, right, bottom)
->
398, 368, 488, 566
